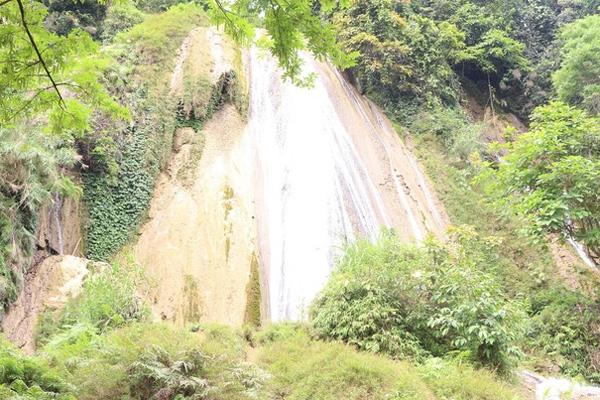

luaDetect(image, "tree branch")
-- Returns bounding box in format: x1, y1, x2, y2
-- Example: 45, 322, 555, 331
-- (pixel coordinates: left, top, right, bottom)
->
15, 0, 65, 108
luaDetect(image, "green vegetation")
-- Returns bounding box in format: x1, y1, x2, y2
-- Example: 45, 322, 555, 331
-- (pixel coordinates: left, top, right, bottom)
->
2, 0, 600, 396
0, 338, 74, 400
0, 321, 525, 400
83, 4, 208, 261
312, 230, 525, 373
479, 102, 600, 263
257, 325, 435, 400
0, 0, 126, 309
244, 254, 262, 327
100, 2, 146, 43
35, 253, 149, 347
331, 0, 463, 112
414, 130, 600, 383
553, 15, 600, 114
39, 324, 268, 400
208, 0, 356, 85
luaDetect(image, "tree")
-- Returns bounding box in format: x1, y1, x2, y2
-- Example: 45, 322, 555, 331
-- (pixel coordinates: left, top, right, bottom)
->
0, 0, 127, 135
478, 102, 600, 264
0, 0, 126, 308
553, 15, 600, 114
329, 0, 464, 115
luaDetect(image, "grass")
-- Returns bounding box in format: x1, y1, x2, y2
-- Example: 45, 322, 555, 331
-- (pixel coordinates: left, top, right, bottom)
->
114, 3, 208, 78
418, 358, 523, 400
2, 320, 530, 400
257, 326, 435, 400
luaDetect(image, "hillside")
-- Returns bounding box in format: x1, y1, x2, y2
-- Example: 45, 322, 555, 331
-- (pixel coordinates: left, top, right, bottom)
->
0, 0, 599, 399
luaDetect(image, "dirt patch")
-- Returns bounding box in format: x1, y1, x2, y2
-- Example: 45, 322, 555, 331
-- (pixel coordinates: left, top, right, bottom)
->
2, 256, 91, 353
464, 91, 527, 144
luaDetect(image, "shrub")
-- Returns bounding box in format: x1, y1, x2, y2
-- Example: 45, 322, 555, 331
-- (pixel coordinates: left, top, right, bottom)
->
407, 104, 484, 162
478, 101, 600, 263
311, 229, 526, 373
100, 2, 145, 43
529, 286, 600, 383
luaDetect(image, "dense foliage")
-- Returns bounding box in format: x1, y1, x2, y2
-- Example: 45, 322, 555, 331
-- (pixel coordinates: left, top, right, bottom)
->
0, 0, 125, 309
529, 286, 600, 382
0, 339, 74, 399
479, 102, 600, 264
2, 0, 600, 393
328, 0, 598, 121
312, 229, 526, 373
36, 255, 149, 347
331, 0, 463, 113
414, 114, 600, 382
553, 15, 600, 114
83, 4, 205, 260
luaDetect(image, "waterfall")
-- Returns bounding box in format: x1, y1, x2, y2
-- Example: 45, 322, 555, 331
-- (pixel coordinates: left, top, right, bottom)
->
52, 192, 65, 255
567, 237, 597, 270
247, 48, 446, 321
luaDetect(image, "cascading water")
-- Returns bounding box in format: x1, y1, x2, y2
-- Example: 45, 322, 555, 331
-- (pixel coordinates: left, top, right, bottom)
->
52, 192, 64, 255
247, 48, 447, 321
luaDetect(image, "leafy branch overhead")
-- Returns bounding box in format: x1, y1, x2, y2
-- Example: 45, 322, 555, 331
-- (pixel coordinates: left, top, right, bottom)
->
0, 0, 127, 134
208, 0, 357, 85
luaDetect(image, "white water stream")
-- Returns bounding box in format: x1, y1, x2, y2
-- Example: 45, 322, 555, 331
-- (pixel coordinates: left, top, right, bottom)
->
247, 49, 446, 321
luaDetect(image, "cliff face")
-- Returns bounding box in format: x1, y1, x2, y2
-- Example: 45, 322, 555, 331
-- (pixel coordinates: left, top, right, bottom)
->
2, 256, 91, 353
35, 193, 83, 261
132, 28, 257, 326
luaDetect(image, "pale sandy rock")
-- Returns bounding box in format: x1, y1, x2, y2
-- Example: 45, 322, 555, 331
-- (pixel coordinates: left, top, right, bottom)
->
2, 256, 92, 353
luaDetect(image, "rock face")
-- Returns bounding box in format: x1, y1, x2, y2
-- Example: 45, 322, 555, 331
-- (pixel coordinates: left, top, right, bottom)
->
36, 193, 83, 260
2, 256, 91, 353
135, 29, 448, 325
133, 28, 256, 326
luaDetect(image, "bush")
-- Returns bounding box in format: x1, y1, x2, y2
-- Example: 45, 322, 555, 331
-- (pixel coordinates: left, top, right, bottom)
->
529, 286, 600, 383
478, 101, 600, 263
36, 253, 149, 346
100, 2, 145, 43
311, 228, 526, 373
407, 104, 484, 162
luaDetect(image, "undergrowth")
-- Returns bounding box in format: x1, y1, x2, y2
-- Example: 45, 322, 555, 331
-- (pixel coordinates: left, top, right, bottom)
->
411, 120, 600, 382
